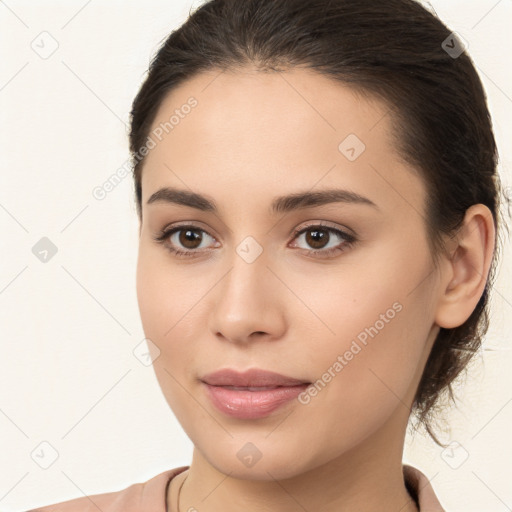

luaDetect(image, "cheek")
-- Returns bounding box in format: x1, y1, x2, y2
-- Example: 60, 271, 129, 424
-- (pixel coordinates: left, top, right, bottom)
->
307, 295, 414, 390
290, 301, 429, 457
136, 244, 207, 368
136, 245, 189, 338
136, 251, 188, 390
294, 248, 435, 423
136, 253, 201, 422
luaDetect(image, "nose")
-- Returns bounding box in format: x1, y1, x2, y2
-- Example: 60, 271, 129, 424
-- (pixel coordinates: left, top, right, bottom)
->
207, 248, 287, 345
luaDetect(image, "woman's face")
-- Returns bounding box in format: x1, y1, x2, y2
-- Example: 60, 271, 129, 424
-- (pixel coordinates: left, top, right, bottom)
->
136, 66, 443, 479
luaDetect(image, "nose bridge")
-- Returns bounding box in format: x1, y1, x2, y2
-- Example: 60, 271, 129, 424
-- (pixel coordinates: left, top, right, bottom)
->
208, 236, 285, 342
221, 239, 271, 313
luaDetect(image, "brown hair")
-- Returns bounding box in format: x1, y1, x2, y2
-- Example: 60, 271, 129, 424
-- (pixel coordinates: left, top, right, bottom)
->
129, 0, 508, 445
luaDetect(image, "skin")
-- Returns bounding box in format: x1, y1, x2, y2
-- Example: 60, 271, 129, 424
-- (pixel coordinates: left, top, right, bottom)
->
135, 66, 495, 512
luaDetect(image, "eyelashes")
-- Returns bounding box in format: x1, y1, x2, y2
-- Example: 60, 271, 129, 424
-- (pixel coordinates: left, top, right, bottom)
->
152, 222, 357, 259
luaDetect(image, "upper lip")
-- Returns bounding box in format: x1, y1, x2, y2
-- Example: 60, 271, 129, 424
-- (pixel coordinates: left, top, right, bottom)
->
201, 368, 310, 387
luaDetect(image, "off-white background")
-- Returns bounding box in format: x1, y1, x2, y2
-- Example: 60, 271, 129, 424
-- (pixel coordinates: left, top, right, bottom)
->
0, 1, 510, 511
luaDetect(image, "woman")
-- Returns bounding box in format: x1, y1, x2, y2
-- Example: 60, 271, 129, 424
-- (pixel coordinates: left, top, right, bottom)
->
29, 0, 505, 510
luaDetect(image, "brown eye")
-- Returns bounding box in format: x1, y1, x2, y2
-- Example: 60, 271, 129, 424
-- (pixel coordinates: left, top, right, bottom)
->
304, 227, 330, 249
291, 224, 356, 258
153, 224, 219, 257
178, 228, 203, 249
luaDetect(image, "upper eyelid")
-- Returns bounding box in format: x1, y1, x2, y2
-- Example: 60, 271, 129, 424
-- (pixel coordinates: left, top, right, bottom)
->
292, 221, 352, 234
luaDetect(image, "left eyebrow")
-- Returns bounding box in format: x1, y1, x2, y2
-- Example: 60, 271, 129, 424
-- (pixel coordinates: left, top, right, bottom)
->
270, 188, 379, 214
146, 187, 379, 214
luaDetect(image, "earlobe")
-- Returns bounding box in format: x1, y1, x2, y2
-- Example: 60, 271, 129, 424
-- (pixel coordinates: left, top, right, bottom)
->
435, 204, 495, 329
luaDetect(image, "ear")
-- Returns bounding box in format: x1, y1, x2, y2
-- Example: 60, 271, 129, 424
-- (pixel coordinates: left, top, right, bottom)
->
435, 204, 496, 329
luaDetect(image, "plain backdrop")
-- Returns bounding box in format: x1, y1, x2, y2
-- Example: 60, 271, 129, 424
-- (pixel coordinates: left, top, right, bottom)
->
0, 1, 511, 511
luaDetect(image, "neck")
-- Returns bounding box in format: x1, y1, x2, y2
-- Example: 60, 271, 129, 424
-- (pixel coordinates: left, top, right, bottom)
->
171, 405, 419, 512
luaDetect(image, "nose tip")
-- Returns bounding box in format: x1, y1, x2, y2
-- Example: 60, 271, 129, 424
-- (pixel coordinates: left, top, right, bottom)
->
208, 259, 286, 346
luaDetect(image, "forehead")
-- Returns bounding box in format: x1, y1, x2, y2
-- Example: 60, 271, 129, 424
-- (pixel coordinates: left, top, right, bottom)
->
140, 66, 425, 219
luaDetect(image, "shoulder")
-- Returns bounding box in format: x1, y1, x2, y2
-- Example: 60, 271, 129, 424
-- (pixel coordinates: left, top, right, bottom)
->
403, 464, 446, 512
26, 466, 189, 512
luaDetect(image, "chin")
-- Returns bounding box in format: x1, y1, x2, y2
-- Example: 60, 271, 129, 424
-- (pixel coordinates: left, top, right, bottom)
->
194, 434, 325, 482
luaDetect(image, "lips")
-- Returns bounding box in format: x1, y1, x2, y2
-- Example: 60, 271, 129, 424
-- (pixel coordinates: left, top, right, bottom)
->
200, 368, 311, 419
200, 368, 310, 388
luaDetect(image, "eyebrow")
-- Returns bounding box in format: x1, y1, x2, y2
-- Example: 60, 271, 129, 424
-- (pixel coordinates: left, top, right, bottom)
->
146, 186, 379, 214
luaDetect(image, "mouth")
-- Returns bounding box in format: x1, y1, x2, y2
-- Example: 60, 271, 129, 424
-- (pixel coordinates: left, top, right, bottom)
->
200, 368, 311, 419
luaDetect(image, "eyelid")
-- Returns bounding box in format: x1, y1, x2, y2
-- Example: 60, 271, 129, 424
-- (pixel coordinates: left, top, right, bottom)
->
290, 220, 356, 238
160, 220, 213, 233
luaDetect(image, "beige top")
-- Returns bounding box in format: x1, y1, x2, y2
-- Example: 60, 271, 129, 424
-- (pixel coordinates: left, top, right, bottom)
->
27, 463, 445, 511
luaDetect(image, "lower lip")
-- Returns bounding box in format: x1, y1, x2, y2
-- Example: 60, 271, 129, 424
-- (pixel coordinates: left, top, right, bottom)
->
202, 382, 309, 419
